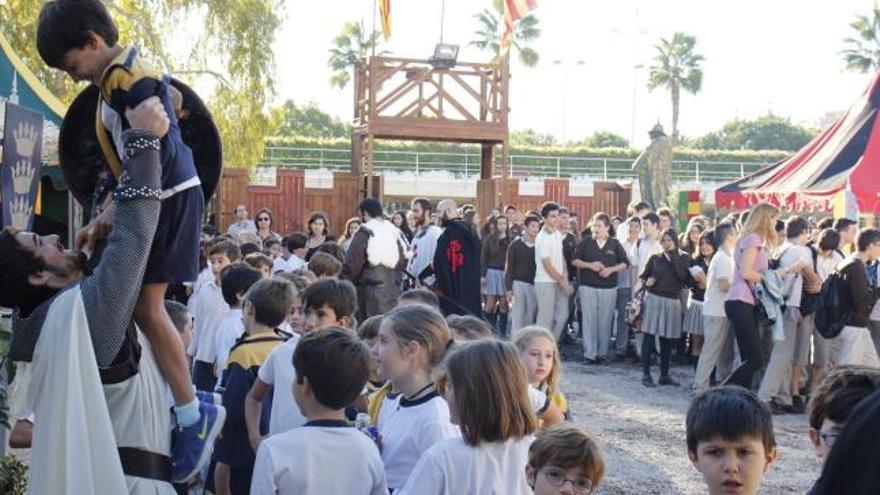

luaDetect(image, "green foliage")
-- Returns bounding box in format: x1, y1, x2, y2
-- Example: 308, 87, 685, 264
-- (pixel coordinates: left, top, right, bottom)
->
510, 128, 556, 146
575, 131, 630, 149
647, 32, 705, 144
692, 114, 818, 151
0, 455, 28, 495
270, 100, 350, 140
841, 3, 880, 73
470, 0, 540, 67
327, 21, 382, 90
1, 0, 283, 168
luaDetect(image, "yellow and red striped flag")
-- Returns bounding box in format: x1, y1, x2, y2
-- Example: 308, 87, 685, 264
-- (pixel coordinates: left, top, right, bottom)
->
501, 0, 538, 52
380, 0, 391, 41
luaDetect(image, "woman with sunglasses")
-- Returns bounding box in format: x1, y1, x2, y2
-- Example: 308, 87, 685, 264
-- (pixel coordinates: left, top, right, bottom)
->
254, 208, 281, 244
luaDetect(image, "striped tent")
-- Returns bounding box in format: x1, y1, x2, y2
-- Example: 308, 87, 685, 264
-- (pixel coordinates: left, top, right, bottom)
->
716, 71, 880, 215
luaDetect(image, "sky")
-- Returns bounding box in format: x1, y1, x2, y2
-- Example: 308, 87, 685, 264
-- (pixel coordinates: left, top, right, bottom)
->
270, 0, 877, 148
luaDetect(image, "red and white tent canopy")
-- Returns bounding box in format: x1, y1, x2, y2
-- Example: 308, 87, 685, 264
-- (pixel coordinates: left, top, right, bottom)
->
716, 72, 880, 215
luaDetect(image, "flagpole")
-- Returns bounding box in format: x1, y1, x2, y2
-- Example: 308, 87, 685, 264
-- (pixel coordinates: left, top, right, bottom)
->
371, 0, 377, 57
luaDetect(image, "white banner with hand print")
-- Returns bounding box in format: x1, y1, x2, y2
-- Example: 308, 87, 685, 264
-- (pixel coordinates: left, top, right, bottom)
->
2, 102, 42, 230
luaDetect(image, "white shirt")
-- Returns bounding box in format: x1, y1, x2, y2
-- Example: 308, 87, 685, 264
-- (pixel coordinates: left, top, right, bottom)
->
635, 237, 663, 290
409, 224, 442, 280
534, 228, 565, 284
228, 220, 257, 238
258, 337, 306, 435
189, 278, 229, 362
777, 241, 813, 308
399, 436, 533, 495
250, 422, 387, 495
528, 385, 549, 413
378, 394, 460, 490
817, 251, 844, 282
704, 249, 734, 318
189, 266, 214, 301
272, 254, 306, 275
213, 309, 244, 384
618, 237, 640, 289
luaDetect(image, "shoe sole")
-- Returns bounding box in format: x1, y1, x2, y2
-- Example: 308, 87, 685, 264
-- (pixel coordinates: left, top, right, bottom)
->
175, 405, 227, 483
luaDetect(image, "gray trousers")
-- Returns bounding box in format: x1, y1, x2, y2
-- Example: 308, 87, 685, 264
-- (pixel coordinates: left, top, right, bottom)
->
511, 280, 538, 333
758, 307, 799, 404
535, 282, 570, 341
694, 315, 735, 392
615, 287, 633, 353
579, 286, 618, 359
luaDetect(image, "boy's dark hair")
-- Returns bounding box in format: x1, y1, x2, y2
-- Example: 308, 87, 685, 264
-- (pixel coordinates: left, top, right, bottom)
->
294, 327, 370, 409
715, 222, 735, 245
631, 200, 651, 213
446, 314, 493, 341
263, 238, 280, 250
359, 198, 384, 219
412, 197, 433, 213
558, 207, 571, 216
523, 215, 541, 228
529, 423, 605, 489
240, 242, 261, 257
814, 388, 880, 494
314, 241, 341, 259
785, 215, 810, 239
245, 278, 297, 328
540, 202, 560, 219
833, 218, 857, 233
807, 366, 880, 430
201, 224, 218, 237
856, 228, 880, 252
816, 217, 834, 231
657, 207, 673, 220
686, 386, 776, 455
0, 229, 59, 316
209, 240, 242, 262
627, 215, 641, 225
244, 253, 273, 273
286, 232, 308, 251
397, 288, 440, 309
164, 300, 191, 333
611, 215, 623, 224
357, 314, 384, 341
504, 204, 517, 213
307, 252, 342, 278
301, 279, 357, 319
775, 219, 785, 234
738, 209, 751, 227
817, 228, 841, 252
273, 271, 312, 293
37, 0, 119, 69
221, 264, 262, 307
641, 212, 660, 226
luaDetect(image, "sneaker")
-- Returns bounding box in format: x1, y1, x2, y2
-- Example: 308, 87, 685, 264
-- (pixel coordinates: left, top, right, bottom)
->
195, 390, 222, 406
767, 400, 790, 416
658, 375, 680, 386
172, 402, 226, 483
790, 395, 806, 414
642, 375, 656, 388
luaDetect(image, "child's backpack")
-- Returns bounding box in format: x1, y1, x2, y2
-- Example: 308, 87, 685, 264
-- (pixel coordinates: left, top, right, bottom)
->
815, 270, 846, 339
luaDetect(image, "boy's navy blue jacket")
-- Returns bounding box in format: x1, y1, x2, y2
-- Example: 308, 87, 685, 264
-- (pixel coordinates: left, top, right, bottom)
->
214, 332, 286, 469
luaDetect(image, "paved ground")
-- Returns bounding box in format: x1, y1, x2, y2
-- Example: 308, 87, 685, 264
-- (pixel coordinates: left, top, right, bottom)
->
561, 357, 819, 494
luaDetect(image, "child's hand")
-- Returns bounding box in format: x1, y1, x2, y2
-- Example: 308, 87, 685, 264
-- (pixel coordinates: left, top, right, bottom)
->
75, 202, 115, 256
125, 97, 169, 137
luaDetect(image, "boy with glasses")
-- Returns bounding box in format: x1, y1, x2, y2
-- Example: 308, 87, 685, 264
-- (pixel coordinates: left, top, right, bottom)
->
526, 423, 605, 495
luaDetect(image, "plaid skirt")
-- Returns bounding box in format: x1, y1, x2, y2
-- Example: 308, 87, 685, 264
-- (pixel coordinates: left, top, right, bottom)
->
482, 268, 507, 296
642, 292, 683, 339
683, 299, 705, 335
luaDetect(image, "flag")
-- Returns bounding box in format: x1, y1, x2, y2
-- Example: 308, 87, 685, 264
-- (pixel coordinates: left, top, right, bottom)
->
501, 0, 538, 52
380, 0, 391, 41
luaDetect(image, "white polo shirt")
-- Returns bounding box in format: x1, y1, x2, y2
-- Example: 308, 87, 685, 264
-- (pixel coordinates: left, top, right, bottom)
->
534, 228, 565, 284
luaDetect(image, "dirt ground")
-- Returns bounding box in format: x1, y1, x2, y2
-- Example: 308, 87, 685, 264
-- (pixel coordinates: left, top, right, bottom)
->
561, 359, 819, 495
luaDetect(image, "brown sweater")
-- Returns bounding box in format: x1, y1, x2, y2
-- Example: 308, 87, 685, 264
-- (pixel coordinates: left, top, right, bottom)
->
505, 238, 536, 289
640, 251, 690, 299
481, 233, 511, 276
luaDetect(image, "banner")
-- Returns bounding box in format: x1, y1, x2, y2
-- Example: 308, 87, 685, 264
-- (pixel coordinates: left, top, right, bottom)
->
2, 102, 43, 230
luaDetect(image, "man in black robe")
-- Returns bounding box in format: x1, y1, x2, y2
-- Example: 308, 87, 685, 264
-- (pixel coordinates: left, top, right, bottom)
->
433, 199, 482, 316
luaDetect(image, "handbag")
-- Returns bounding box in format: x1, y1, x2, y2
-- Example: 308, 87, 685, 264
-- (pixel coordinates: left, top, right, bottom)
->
625, 287, 646, 331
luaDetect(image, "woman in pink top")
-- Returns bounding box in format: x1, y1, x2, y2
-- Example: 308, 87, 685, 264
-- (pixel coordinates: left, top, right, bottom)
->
724, 203, 782, 388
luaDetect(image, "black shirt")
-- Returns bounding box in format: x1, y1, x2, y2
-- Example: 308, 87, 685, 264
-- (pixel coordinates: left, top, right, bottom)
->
688, 257, 708, 302
505, 238, 536, 289
640, 250, 690, 299
562, 232, 578, 281
575, 237, 630, 289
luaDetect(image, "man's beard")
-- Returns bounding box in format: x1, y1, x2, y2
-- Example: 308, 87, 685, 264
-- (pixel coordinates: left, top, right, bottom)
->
45, 251, 88, 279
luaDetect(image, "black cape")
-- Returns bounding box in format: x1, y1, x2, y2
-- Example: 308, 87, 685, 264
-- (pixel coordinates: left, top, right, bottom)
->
433, 219, 482, 316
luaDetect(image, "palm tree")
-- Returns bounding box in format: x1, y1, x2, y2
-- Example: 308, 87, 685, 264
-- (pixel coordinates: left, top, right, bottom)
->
647, 32, 704, 145
469, 0, 540, 67
841, 4, 880, 73
327, 21, 382, 90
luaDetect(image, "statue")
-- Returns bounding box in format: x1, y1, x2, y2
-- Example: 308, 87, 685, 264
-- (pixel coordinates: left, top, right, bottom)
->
632, 123, 673, 208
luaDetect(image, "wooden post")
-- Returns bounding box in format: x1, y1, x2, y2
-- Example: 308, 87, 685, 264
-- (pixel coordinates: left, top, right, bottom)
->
480, 143, 494, 179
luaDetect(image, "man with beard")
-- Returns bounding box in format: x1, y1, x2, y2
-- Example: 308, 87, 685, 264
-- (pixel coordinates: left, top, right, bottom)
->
433, 198, 482, 316
0, 98, 217, 494
342, 198, 410, 321
407, 197, 443, 288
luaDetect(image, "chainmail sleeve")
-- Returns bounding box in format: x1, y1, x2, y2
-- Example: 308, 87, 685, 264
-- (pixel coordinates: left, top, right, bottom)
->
79, 129, 163, 367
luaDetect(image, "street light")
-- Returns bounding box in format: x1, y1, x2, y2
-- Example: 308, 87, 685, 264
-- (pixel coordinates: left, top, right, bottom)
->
552, 59, 586, 145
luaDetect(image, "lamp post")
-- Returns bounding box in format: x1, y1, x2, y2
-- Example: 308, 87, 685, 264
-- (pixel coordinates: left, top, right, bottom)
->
552, 59, 586, 145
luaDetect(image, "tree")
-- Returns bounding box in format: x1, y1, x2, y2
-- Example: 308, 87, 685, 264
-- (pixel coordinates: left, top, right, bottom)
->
0, 0, 283, 168
510, 128, 556, 146
576, 131, 630, 148
469, 0, 540, 67
841, 4, 880, 73
270, 100, 350, 139
647, 32, 704, 145
692, 114, 817, 151
327, 21, 382, 90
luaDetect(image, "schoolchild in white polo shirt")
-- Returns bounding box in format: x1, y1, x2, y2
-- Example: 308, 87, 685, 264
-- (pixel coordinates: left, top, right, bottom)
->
250, 328, 387, 494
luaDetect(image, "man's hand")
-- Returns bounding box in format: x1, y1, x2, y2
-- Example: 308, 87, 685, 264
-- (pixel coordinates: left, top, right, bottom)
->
75, 202, 116, 256
125, 96, 170, 137
506, 290, 514, 305
646, 277, 657, 287
599, 267, 614, 278
587, 261, 605, 272
562, 280, 575, 297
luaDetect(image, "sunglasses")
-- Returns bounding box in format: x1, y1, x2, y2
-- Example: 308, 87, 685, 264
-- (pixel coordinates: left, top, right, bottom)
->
257, 217, 270, 221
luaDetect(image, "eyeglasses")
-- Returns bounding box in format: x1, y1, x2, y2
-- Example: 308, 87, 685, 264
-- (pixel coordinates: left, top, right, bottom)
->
257, 217, 270, 222
819, 427, 843, 448
541, 467, 593, 494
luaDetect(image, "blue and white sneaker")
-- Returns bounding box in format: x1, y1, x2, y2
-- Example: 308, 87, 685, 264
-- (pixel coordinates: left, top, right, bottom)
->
195, 389, 222, 406
171, 401, 226, 483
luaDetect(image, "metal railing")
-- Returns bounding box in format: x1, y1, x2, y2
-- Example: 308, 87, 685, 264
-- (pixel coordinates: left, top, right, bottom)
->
262, 146, 768, 182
